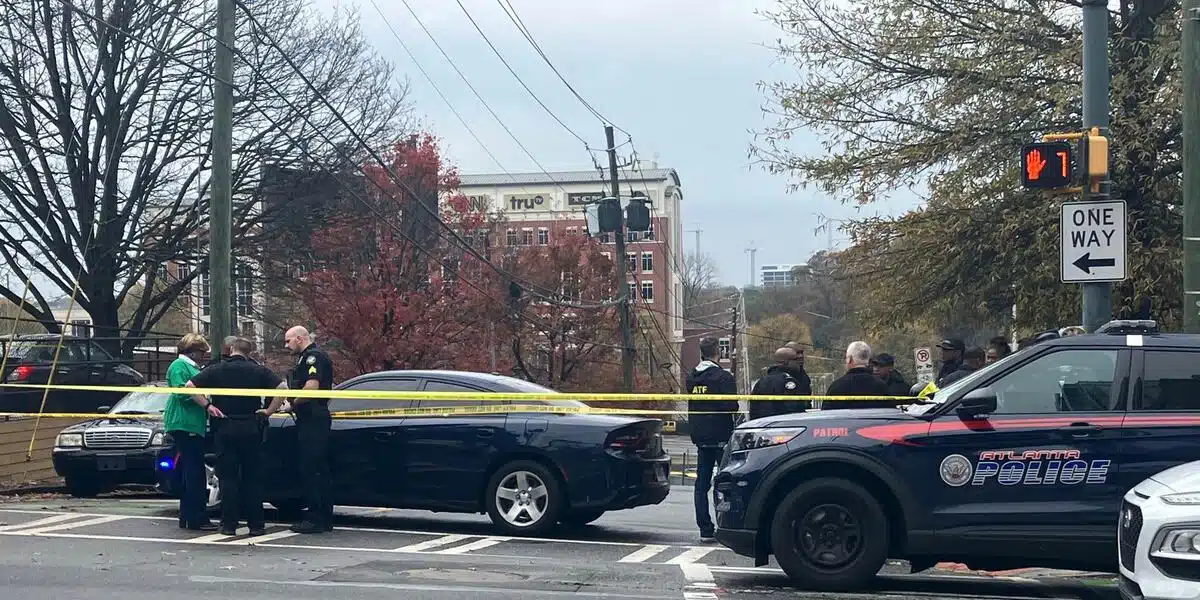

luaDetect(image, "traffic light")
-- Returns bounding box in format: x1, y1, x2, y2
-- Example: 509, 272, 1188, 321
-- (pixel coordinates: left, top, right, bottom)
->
1021, 142, 1074, 189
1078, 127, 1109, 180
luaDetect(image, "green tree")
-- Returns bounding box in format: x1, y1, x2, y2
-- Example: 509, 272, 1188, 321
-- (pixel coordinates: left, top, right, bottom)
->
754, 0, 1183, 330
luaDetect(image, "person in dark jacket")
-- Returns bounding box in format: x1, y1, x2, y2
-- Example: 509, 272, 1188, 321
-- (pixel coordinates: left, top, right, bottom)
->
940, 346, 986, 386
783, 341, 814, 399
685, 337, 739, 542
749, 347, 810, 421
935, 338, 966, 386
870, 353, 911, 397
825, 341, 892, 410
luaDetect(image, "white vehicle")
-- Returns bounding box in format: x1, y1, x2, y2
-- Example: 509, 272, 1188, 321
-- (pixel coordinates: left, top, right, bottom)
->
1120, 460, 1200, 600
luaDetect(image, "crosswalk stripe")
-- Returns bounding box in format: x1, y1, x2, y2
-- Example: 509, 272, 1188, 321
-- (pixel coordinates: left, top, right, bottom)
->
21, 515, 125, 534
664, 546, 717, 565
222, 530, 301, 545
0, 513, 89, 532
434, 536, 507, 554
618, 544, 669, 563
392, 534, 473, 553
189, 531, 240, 543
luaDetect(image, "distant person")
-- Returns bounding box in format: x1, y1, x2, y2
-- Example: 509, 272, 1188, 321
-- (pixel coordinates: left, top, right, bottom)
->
935, 339, 965, 386
824, 342, 892, 409
783, 341, 814, 398
869, 353, 911, 397
284, 325, 335, 534
941, 347, 987, 386
749, 348, 810, 420
986, 336, 1012, 364
684, 338, 738, 543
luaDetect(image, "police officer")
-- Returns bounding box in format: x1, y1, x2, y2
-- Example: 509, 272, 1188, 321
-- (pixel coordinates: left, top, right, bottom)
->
185, 337, 287, 536
749, 347, 810, 420
284, 326, 334, 534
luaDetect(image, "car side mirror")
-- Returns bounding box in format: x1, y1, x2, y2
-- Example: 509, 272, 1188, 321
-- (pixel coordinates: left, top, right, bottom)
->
956, 388, 997, 417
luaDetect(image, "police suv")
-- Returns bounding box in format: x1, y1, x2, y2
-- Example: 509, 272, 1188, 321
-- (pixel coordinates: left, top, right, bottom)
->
713, 320, 1200, 590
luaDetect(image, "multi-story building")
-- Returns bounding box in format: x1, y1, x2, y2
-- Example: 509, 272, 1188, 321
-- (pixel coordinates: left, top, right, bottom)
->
458, 162, 686, 385
760, 263, 800, 288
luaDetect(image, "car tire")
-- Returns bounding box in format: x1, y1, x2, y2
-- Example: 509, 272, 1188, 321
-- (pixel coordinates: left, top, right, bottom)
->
65, 477, 103, 498
485, 460, 564, 536
770, 477, 889, 591
271, 499, 306, 521
560, 509, 605, 527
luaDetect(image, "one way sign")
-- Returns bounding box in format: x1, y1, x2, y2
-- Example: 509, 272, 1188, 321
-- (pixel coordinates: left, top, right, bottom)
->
1060, 200, 1127, 283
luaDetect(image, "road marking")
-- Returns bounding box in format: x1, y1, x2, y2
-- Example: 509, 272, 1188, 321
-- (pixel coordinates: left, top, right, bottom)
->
222, 530, 300, 545
678, 563, 714, 583
188, 575, 677, 599
434, 536, 508, 554
619, 544, 669, 563
680, 563, 718, 600
665, 546, 717, 565
0, 513, 89, 532
189, 531, 240, 543
709, 566, 783, 575
19, 515, 125, 534
392, 533, 473, 552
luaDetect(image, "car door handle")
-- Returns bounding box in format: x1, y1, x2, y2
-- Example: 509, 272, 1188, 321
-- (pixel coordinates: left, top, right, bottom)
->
1058, 423, 1103, 437
476, 428, 495, 439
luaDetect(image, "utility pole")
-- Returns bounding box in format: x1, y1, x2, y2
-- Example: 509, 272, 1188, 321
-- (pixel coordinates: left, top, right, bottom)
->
1183, 0, 1200, 331
745, 244, 758, 288
1078, 0, 1112, 332
687, 228, 702, 255
210, 0, 234, 351
607, 125, 635, 392
729, 291, 740, 393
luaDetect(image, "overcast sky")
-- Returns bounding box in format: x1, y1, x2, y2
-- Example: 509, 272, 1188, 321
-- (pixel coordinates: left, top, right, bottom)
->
319, 0, 918, 286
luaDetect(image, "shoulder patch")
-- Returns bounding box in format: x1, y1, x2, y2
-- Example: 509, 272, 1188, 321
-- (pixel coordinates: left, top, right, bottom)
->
308, 366, 317, 375
785, 381, 797, 390
306, 355, 316, 365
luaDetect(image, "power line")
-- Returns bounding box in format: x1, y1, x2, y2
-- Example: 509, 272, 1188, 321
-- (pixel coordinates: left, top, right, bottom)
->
393, 0, 571, 194
494, 0, 627, 135
453, 0, 594, 150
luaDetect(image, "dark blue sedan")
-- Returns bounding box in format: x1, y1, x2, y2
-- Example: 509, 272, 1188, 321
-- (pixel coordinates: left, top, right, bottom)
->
157, 370, 671, 535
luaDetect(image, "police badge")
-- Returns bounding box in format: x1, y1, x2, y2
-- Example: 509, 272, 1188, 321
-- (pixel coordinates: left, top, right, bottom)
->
306, 355, 316, 365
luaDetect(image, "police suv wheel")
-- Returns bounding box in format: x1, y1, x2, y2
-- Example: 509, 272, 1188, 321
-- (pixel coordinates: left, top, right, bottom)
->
770, 477, 889, 591
485, 460, 563, 536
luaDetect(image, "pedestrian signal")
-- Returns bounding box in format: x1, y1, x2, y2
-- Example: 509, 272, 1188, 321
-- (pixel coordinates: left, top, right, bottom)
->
1021, 142, 1074, 189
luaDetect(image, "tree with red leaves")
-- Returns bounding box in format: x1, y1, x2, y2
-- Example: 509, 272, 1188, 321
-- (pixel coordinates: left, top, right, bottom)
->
297, 133, 507, 376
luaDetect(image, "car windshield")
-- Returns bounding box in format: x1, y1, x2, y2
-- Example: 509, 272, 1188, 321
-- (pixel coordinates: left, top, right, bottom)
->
500, 377, 588, 408
109, 389, 170, 414
904, 346, 1033, 415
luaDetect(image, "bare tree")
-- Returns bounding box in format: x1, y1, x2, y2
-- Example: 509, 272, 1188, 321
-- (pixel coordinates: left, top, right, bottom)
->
681, 252, 719, 319
0, 0, 410, 355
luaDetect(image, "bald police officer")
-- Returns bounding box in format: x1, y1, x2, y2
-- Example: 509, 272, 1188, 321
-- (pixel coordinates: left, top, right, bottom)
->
284, 326, 334, 534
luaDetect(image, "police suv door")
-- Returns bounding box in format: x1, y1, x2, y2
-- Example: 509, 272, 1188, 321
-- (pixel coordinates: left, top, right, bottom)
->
917, 345, 1129, 557
1120, 345, 1200, 493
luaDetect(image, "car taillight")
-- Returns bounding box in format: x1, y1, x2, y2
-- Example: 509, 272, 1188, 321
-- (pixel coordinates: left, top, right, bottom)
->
7, 365, 33, 382
607, 429, 650, 451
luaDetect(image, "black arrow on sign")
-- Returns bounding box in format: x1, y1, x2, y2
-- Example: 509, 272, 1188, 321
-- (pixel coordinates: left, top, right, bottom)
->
1072, 252, 1116, 274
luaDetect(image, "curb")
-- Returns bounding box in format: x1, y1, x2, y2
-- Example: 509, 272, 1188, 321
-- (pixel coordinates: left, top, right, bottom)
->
0, 484, 65, 496
933, 562, 1116, 581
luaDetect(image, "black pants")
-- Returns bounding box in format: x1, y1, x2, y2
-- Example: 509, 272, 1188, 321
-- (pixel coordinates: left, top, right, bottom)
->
297, 416, 333, 526
214, 417, 265, 530
693, 445, 723, 536
171, 431, 208, 526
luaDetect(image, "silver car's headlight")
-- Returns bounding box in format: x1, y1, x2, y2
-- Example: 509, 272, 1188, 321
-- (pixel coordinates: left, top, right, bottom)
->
1162, 492, 1200, 505
728, 427, 806, 452
55, 433, 83, 448
1155, 528, 1200, 558
150, 432, 168, 446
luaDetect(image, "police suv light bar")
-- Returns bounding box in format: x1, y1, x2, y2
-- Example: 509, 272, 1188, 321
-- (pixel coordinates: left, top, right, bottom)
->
1093, 320, 1159, 335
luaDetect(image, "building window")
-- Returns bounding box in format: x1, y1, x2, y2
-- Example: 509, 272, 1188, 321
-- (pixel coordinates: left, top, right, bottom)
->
627, 282, 636, 300
537, 229, 549, 245
201, 321, 211, 337
718, 338, 731, 360
640, 281, 654, 303
600, 232, 611, 244
627, 253, 637, 273
199, 271, 210, 316
641, 252, 653, 272
156, 264, 168, 281
522, 230, 534, 246
506, 230, 518, 246
234, 262, 253, 319
628, 230, 639, 243
177, 261, 191, 282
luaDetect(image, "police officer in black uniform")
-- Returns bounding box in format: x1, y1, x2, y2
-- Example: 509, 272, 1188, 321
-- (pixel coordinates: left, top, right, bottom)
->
284, 326, 334, 534
749, 347, 811, 420
185, 337, 287, 536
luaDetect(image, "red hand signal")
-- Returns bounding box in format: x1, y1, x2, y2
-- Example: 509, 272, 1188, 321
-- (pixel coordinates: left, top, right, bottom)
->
1026, 149, 1047, 180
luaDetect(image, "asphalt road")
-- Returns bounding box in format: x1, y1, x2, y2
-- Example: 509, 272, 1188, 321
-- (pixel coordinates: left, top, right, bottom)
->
0, 489, 1118, 600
